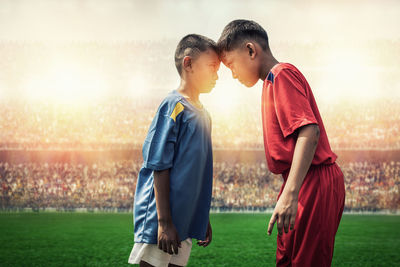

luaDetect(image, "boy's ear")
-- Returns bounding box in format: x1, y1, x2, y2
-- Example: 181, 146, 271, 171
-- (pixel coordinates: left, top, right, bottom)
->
183, 56, 192, 71
246, 43, 257, 59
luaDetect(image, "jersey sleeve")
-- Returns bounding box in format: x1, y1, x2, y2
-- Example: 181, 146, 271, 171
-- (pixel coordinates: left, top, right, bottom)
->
142, 100, 184, 170
273, 69, 318, 138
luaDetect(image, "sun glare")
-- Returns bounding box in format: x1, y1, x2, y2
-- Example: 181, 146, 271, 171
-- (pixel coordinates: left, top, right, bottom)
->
23, 63, 107, 106
202, 66, 263, 117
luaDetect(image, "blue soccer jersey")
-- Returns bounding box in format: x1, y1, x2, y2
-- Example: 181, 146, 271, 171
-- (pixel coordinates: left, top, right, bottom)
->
133, 90, 213, 244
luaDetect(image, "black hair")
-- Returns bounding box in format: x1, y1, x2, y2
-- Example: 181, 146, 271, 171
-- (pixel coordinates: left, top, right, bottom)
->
217, 19, 269, 52
175, 34, 218, 76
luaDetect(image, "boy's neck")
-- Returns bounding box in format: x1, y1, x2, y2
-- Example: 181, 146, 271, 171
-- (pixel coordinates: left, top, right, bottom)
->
177, 80, 200, 102
259, 52, 280, 81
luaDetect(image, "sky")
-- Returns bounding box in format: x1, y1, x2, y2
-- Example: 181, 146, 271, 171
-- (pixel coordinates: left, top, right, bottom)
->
0, 0, 399, 42
0, 0, 399, 106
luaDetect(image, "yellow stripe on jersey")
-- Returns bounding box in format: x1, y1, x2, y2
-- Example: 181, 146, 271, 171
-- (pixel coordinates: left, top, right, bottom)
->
170, 102, 184, 122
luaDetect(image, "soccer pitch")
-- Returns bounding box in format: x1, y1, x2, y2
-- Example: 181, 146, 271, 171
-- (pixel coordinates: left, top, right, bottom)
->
0, 213, 399, 266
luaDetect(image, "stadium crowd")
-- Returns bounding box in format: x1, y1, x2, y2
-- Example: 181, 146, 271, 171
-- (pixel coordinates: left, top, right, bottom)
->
1, 97, 400, 151
0, 41, 399, 212
1, 160, 399, 212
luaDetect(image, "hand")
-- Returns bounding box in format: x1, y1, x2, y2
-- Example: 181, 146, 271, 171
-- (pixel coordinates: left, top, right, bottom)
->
158, 220, 181, 255
267, 190, 298, 236
197, 221, 212, 247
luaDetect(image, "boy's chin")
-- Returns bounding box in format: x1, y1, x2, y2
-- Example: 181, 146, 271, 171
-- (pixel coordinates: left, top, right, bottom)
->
201, 86, 215, 94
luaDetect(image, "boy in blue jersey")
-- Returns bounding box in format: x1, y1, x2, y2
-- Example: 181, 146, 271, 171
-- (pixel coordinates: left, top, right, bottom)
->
128, 34, 220, 267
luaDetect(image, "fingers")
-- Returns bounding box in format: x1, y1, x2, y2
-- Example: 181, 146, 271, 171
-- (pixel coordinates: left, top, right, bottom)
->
276, 214, 284, 235
268, 213, 295, 236
283, 215, 290, 234
197, 230, 211, 247
199, 225, 212, 247
197, 238, 210, 247
160, 239, 174, 255
167, 240, 173, 255
158, 229, 181, 254
163, 240, 168, 254
177, 234, 182, 248
267, 212, 277, 235
268, 212, 285, 236
172, 240, 179, 255
172, 233, 181, 254
158, 237, 170, 254
159, 239, 166, 253
290, 215, 295, 230
158, 239, 163, 250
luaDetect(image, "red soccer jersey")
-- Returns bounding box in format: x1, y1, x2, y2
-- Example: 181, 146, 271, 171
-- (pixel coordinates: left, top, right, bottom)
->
261, 63, 337, 175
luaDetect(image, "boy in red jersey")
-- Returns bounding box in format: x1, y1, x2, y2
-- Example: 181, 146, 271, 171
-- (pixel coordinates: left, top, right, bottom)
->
217, 20, 345, 267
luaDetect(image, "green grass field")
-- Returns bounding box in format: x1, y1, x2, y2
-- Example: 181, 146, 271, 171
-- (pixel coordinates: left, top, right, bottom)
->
0, 213, 399, 266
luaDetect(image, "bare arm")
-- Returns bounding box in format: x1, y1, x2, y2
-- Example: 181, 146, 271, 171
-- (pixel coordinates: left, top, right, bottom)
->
267, 124, 320, 235
154, 169, 172, 222
284, 124, 320, 194
154, 169, 181, 254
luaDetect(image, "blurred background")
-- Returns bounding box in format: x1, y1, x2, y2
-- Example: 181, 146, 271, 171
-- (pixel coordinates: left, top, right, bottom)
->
0, 0, 399, 213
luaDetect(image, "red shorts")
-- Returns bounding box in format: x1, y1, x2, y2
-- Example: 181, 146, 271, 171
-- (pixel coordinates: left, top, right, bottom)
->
276, 162, 345, 267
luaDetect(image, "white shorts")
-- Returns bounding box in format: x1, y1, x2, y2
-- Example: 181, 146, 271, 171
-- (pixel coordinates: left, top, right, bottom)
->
128, 238, 192, 267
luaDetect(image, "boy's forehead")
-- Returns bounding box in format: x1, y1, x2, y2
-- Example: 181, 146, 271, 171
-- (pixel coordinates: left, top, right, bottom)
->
198, 49, 220, 62
221, 50, 238, 63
